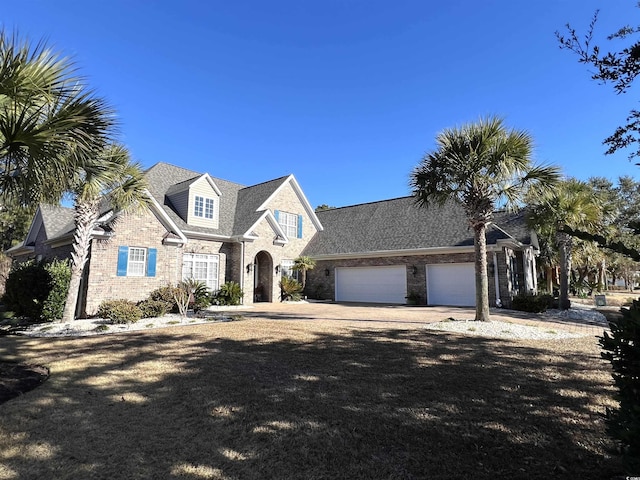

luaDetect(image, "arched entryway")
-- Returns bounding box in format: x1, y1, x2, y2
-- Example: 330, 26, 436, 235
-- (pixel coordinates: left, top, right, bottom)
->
252, 251, 274, 302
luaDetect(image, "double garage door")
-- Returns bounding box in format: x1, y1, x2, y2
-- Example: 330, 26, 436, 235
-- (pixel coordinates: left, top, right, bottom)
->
335, 263, 475, 306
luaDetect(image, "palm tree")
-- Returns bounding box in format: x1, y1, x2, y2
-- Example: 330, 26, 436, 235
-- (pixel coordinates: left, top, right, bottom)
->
292, 255, 316, 289
528, 179, 606, 310
410, 116, 560, 321
0, 31, 112, 206
61, 145, 148, 322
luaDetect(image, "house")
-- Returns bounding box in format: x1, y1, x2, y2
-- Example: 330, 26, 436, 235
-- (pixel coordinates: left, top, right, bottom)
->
302, 197, 538, 308
7, 162, 323, 316
6, 162, 537, 315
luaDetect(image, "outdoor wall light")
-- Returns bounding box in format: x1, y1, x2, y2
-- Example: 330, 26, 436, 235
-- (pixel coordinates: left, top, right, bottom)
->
325, 268, 330, 276
411, 265, 418, 275
246, 263, 254, 274
275, 265, 280, 274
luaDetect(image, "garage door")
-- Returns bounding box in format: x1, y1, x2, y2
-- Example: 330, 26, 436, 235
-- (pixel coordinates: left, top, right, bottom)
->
426, 263, 475, 306
335, 266, 407, 304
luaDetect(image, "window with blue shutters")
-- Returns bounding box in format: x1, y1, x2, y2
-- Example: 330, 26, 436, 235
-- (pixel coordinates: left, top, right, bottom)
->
116, 246, 157, 277
276, 211, 302, 239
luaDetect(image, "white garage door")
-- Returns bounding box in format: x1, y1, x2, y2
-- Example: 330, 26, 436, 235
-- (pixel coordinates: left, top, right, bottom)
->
426, 263, 475, 306
335, 266, 407, 304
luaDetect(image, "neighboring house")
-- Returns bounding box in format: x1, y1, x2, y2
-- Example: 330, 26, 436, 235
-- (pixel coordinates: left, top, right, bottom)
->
302, 197, 538, 308
6, 162, 538, 315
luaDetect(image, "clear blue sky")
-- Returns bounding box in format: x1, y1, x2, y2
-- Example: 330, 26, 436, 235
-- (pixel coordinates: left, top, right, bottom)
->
3, 1, 639, 208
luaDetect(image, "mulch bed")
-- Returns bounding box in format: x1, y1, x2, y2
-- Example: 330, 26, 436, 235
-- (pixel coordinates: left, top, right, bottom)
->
0, 363, 49, 404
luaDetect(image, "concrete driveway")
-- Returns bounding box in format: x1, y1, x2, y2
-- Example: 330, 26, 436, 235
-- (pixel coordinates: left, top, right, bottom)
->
231, 300, 607, 336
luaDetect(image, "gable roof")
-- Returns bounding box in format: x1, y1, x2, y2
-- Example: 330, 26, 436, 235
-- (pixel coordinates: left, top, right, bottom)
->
143, 162, 322, 240
145, 162, 246, 237
233, 176, 290, 236
302, 196, 533, 258
38, 204, 75, 240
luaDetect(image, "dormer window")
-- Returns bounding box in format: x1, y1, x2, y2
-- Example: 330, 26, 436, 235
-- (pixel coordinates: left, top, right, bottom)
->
194, 196, 215, 220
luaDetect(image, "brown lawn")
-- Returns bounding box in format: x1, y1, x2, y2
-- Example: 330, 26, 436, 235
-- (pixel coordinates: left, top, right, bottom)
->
0, 314, 622, 479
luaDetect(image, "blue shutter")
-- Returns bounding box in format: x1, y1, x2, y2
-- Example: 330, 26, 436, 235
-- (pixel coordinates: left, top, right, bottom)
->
117, 246, 129, 276
147, 248, 157, 277
297, 215, 303, 238
274, 210, 280, 222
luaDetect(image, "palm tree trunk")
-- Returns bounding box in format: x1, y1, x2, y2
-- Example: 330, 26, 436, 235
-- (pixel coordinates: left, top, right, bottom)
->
61, 199, 99, 322
556, 231, 572, 310
473, 222, 490, 322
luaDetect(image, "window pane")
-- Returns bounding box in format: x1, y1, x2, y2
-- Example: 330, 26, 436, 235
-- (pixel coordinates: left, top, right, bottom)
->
181, 253, 219, 290
205, 198, 214, 219
194, 196, 204, 217
128, 247, 146, 276
278, 211, 298, 238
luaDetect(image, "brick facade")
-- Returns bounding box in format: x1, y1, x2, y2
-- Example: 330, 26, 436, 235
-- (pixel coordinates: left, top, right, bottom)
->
83, 211, 182, 314
242, 182, 318, 304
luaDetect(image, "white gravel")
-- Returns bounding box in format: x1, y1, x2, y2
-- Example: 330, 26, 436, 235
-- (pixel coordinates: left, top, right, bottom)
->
18, 312, 240, 338
423, 306, 608, 340
423, 319, 586, 340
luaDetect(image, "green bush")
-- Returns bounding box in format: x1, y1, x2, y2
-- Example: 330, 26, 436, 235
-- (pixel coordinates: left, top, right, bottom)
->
2, 259, 70, 321
280, 276, 303, 302
41, 259, 71, 321
148, 285, 180, 313
137, 299, 169, 318
510, 293, 554, 313
97, 299, 142, 324
600, 298, 640, 474
214, 281, 244, 306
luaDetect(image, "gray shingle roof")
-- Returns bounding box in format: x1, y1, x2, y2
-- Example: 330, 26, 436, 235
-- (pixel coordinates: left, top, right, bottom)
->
144, 162, 290, 237
39, 204, 75, 240
302, 196, 532, 257
233, 176, 289, 235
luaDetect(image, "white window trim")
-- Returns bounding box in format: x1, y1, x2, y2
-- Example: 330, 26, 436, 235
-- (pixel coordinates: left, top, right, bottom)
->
205, 198, 214, 219
279, 211, 298, 238
280, 259, 299, 281
182, 253, 220, 290
194, 196, 204, 218
128, 247, 147, 277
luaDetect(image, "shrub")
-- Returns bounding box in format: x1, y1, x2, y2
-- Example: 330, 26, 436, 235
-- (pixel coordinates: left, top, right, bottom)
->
148, 285, 180, 313
3, 259, 70, 321
599, 298, 640, 474
280, 276, 303, 302
97, 300, 142, 324
214, 281, 244, 306
510, 293, 554, 313
41, 259, 71, 321
137, 299, 169, 318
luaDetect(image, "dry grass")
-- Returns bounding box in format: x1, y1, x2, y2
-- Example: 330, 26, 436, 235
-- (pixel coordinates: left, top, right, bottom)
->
0, 318, 622, 479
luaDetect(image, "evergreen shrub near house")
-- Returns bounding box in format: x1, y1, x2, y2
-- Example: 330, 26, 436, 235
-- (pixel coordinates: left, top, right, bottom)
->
3, 259, 70, 321
137, 299, 169, 318
97, 299, 142, 324
599, 299, 640, 474
510, 293, 554, 313
213, 281, 244, 306
148, 285, 180, 313
41, 259, 72, 321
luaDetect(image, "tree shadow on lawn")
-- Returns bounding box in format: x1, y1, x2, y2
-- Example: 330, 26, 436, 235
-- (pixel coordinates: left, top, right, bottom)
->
0, 326, 622, 480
